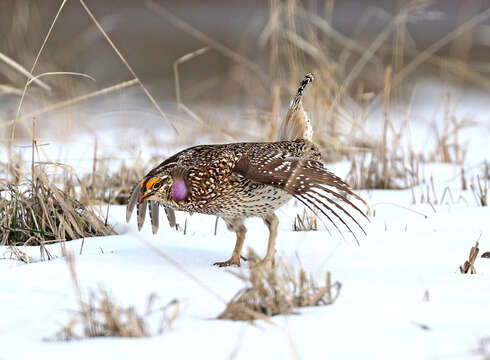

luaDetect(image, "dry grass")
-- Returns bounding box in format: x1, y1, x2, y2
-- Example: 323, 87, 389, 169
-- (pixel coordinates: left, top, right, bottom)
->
471, 337, 490, 360
470, 167, 488, 207
85, 162, 142, 205
135, 0, 489, 178
75, 151, 170, 205
292, 209, 318, 231
344, 69, 418, 190
54, 253, 180, 341
459, 239, 480, 274
427, 93, 475, 165
346, 94, 473, 190
218, 249, 340, 321
0, 153, 25, 185
79, 155, 148, 205
347, 151, 412, 190
0, 165, 114, 248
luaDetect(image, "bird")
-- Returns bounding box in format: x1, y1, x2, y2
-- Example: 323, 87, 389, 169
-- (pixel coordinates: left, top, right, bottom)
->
126, 73, 367, 267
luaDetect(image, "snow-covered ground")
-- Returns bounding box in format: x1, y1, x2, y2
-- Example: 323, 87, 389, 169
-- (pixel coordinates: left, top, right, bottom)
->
1, 162, 490, 359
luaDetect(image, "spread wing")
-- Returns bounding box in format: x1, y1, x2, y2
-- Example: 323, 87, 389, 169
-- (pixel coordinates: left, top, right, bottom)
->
233, 155, 368, 241
126, 185, 176, 233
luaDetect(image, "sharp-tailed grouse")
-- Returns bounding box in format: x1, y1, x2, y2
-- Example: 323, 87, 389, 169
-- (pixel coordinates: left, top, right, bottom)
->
127, 73, 367, 266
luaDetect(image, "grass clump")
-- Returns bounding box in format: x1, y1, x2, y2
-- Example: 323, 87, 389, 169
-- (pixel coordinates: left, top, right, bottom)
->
218, 249, 340, 321
76, 150, 163, 205
470, 167, 488, 207
459, 239, 480, 274
81, 161, 145, 205
54, 253, 180, 341
471, 337, 490, 359
292, 209, 318, 231
0, 167, 115, 247
55, 289, 180, 340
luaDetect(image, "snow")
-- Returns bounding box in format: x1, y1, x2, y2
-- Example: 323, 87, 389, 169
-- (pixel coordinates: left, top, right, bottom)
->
2, 82, 490, 359
2, 170, 490, 359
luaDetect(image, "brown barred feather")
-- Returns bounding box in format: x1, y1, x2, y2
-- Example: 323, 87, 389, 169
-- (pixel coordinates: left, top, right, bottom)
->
233, 155, 367, 239
164, 207, 176, 228
126, 184, 139, 223
278, 72, 314, 141
302, 193, 359, 244
309, 188, 366, 233
149, 201, 159, 234
137, 200, 147, 231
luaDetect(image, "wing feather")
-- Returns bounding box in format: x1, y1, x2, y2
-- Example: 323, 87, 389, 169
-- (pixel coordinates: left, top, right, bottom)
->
309, 188, 366, 234
302, 192, 359, 244
234, 155, 368, 238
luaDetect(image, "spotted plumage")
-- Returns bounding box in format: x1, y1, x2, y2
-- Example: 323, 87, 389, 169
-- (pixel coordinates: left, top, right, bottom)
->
127, 73, 368, 267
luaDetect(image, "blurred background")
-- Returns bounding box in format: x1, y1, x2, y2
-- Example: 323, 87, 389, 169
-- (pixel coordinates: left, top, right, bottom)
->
0, 0, 489, 172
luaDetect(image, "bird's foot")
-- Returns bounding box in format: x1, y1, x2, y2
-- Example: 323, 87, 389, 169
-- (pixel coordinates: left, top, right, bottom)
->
213, 254, 245, 267
213, 258, 240, 267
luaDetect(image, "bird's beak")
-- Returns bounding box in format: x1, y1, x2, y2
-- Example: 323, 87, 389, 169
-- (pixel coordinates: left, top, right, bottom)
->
138, 193, 148, 204
138, 191, 153, 204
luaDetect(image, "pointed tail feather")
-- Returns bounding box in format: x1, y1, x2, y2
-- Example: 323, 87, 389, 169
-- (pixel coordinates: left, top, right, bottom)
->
149, 201, 159, 234
137, 200, 147, 231
127, 182, 177, 233
278, 72, 314, 141
233, 154, 368, 241
165, 207, 176, 228
126, 185, 140, 223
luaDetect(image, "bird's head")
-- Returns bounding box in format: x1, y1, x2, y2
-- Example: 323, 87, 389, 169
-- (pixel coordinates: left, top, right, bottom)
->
138, 169, 189, 205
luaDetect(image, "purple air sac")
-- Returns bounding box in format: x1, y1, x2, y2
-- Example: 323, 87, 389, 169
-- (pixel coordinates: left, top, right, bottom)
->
172, 180, 188, 201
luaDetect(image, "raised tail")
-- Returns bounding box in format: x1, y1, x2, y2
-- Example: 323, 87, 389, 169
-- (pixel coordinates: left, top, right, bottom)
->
277, 72, 314, 142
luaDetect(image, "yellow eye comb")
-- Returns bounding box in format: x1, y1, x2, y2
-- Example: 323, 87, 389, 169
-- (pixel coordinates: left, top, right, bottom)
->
141, 178, 159, 190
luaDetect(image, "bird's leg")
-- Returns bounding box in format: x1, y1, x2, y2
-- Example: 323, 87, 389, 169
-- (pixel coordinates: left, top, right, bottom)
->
213, 219, 246, 267
261, 213, 279, 265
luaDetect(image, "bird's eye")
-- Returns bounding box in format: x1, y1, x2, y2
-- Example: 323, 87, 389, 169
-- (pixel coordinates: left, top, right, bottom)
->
152, 180, 163, 190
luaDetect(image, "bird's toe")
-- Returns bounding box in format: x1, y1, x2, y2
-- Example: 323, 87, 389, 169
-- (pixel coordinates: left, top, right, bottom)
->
213, 257, 241, 267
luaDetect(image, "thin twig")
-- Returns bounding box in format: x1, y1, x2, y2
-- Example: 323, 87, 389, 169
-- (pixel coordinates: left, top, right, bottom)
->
79, 0, 178, 134
24, 71, 96, 88
1, 79, 139, 130
369, 6, 490, 110
9, 0, 68, 183
146, 0, 267, 85
0, 51, 51, 91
